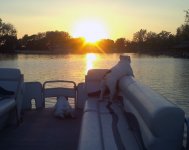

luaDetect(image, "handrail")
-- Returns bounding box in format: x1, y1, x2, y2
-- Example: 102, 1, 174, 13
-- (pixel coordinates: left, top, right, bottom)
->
43, 80, 77, 89
42, 80, 77, 108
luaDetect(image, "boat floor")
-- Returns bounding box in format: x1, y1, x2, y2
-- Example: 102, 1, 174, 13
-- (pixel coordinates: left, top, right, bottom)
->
0, 108, 83, 150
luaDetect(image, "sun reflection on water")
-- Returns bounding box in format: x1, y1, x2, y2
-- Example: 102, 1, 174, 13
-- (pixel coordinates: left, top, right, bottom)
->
85, 53, 98, 74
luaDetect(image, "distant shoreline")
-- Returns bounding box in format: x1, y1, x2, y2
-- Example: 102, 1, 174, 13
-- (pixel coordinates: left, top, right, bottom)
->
0, 49, 189, 58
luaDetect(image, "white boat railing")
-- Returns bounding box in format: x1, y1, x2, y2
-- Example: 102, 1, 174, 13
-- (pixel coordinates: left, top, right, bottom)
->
42, 80, 77, 108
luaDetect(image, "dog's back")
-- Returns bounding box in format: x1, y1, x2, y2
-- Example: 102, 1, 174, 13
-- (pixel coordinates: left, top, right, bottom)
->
54, 96, 69, 118
54, 96, 75, 118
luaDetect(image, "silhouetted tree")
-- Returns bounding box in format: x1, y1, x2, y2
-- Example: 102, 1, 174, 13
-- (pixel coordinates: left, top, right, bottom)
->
97, 39, 114, 52
18, 34, 29, 50
131, 29, 148, 52
176, 24, 189, 41
158, 31, 172, 40
0, 18, 17, 52
18, 31, 72, 52
115, 38, 127, 52
184, 9, 189, 24
133, 29, 147, 43
144, 31, 158, 49
46, 31, 71, 50
157, 31, 175, 49
68, 37, 85, 53
176, 10, 189, 41
2, 9, 189, 55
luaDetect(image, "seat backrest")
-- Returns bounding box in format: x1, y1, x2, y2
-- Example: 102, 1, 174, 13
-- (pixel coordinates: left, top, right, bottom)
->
0, 68, 22, 93
0, 68, 24, 120
119, 76, 185, 150
22, 82, 43, 110
85, 69, 109, 94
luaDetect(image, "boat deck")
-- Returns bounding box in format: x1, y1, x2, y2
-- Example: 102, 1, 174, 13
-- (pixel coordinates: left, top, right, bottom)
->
0, 108, 83, 150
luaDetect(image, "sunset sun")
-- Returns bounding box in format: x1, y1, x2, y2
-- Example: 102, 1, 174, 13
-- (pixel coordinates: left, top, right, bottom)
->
72, 20, 108, 43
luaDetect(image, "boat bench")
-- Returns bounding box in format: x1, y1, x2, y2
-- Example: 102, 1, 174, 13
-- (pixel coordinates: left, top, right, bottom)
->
79, 98, 141, 150
0, 68, 24, 129
0, 98, 16, 125
78, 70, 185, 150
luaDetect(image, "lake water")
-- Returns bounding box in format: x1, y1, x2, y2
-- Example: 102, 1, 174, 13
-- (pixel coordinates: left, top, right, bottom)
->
0, 53, 189, 115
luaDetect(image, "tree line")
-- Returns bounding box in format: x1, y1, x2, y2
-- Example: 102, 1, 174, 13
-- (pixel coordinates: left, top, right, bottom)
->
0, 10, 189, 54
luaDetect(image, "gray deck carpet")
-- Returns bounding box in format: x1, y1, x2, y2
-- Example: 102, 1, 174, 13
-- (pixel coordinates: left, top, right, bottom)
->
0, 108, 83, 150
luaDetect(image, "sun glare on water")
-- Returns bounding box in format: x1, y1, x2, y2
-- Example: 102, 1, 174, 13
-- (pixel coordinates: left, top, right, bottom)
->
85, 53, 98, 74
72, 20, 108, 43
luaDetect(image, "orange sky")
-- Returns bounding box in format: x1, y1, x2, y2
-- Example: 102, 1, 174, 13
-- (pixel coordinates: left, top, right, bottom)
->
0, 0, 188, 40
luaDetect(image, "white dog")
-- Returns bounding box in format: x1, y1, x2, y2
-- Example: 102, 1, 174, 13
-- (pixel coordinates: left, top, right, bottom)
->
100, 55, 134, 101
54, 96, 75, 119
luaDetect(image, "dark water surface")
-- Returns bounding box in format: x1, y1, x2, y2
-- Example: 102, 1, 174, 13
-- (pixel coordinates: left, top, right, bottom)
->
0, 53, 189, 115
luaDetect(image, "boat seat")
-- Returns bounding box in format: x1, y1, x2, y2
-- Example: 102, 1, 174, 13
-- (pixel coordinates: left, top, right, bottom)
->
78, 69, 185, 150
0, 68, 24, 128
22, 82, 43, 110
119, 76, 185, 150
0, 98, 16, 116
85, 69, 109, 94
79, 98, 140, 150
